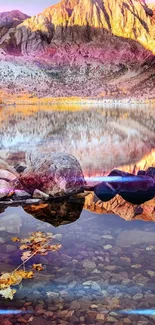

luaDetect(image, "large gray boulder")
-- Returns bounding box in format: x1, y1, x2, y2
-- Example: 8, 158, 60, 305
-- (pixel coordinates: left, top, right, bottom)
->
18, 153, 85, 197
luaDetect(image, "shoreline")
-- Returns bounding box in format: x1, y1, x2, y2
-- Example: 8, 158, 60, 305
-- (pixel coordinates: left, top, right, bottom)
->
1, 96, 155, 107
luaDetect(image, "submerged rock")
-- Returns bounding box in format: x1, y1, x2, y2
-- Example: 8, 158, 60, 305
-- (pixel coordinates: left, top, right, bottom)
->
19, 153, 85, 197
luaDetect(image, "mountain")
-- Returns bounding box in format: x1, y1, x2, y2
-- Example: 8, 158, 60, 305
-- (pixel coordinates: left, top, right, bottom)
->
0, 10, 30, 40
0, 0, 154, 56
0, 0, 155, 99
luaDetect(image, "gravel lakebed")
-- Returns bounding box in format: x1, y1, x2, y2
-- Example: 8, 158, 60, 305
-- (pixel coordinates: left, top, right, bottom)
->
0, 207, 155, 324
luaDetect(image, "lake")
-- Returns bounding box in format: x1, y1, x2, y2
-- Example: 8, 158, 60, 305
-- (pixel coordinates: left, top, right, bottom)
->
0, 103, 155, 325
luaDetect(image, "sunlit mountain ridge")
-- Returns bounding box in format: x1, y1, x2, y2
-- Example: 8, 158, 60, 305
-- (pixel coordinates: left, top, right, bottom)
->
1, 0, 155, 98
0, 0, 155, 55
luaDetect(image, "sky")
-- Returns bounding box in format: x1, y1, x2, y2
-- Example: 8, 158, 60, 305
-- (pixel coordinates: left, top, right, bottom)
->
0, 0, 154, 16
0, 0, 58, 16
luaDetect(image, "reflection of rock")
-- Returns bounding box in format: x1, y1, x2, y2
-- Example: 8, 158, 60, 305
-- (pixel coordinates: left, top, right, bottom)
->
0, 213, 22, 234
19, 153, 85, 196
84, 192, 155, 222
23, 198, 84, 227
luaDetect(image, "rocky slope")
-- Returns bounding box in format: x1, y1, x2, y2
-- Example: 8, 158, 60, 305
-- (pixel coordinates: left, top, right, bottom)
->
0, 10, 29, 41
0, 0, 155, 98
0, 0, 154, 56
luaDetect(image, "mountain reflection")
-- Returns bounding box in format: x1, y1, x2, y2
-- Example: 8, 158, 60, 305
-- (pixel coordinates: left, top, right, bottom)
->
0, 104, 154, 176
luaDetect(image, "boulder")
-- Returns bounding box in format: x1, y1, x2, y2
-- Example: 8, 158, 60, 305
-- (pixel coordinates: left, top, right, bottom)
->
93, 169, 133, 202
94, 182, 116, 202
0, 169, 17, 182
0, 180, 12, 199
13, 189, 31, 200
146, 167, 155, 180
119, 175, 155, 204
33, 189, 49, 200
18, 153, 85, 197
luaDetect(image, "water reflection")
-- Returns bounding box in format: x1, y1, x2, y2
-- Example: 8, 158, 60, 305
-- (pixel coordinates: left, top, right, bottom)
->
0, 104, 155, 324
0, 104, 155, 176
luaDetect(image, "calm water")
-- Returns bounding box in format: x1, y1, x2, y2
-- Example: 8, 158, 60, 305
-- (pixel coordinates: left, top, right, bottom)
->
0, 104, 155, 324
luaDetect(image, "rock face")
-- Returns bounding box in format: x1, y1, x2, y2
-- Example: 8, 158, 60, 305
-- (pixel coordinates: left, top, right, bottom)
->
0, 179, 13, 199
0, 0, 155, 99
0, 0, 154, 58
18, 153, 85, 196
94, 169, 155, 205
0, 10, 30, 48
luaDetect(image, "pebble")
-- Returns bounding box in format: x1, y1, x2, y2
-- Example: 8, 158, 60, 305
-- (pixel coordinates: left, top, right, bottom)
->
46, 292, 59, 299
120, 257, 131, 263
102, 235, 113, 239
90, 304, 98, 309
70, 300, 80, 310
146, 246, 154, 250
131, 264, 142, 269
17, 318, 27, 324
92, 268, 101, 274
104, 245, 113, 250
133, 293, 143, 300
147, 270, 155, 276
82, 260, 96, 269
96, 313, 105, 322
106, 316, 118, 322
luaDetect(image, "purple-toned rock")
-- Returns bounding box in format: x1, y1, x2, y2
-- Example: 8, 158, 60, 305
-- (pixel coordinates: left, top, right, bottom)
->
146, 167, 155, 180
18, 153, 85, 197
0, 180, 12, 199
94, 182, 116, 202
0, 169, 17, 182
95, 169, 155, 204
119, 175, 155, 204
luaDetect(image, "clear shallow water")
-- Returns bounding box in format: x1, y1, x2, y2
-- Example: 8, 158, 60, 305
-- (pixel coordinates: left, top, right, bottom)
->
1, 207, 155, 324
0, 104, 155, 324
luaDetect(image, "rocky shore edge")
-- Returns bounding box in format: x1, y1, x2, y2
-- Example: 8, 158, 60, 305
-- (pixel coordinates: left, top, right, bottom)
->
0, 152, 154, 209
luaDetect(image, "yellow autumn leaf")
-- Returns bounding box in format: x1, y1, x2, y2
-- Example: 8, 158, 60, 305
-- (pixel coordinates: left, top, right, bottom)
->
21, 251, 32, 262
0, 271, 23, 289
15, 270, 34, 279
33, 237, 47, 243
20, 244, 30, 250
32, 264, 44, 271
12, 237, 20, 242
0, 287, 16, 300
20, 238, 31, 244
49, 244, 62, 251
